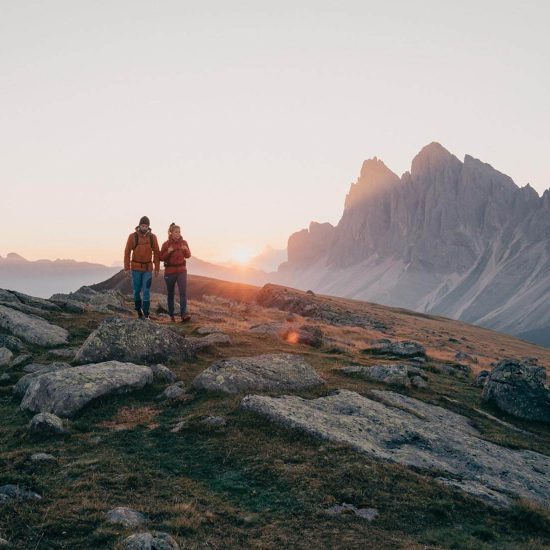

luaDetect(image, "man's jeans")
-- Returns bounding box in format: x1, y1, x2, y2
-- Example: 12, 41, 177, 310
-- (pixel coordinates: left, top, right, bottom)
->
164, 271, 187, 316
132, 270, 153, 315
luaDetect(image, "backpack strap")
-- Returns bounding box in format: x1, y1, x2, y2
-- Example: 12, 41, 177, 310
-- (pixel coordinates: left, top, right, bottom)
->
132, 233, 154, 250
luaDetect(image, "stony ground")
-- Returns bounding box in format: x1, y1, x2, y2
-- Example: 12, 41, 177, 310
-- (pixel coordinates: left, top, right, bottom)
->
0, 278, 549, 549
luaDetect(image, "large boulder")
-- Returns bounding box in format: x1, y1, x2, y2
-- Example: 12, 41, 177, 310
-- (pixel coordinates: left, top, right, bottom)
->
192, 353, 324, 394
74, 317, 195, 364
241, 389, 550, 508
20, 361, 153, 417
481, 360, 550, 423
13, 363, 72, 397
0, 305, 69, 347
50, 286, 129, 314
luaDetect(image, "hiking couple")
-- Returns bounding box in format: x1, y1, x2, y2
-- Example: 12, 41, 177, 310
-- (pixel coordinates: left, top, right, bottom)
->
124, 216, 191, 323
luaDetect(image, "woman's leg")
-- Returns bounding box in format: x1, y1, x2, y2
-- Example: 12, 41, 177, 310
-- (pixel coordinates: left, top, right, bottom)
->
164, 274, 177, 316
176, 271, 187, 315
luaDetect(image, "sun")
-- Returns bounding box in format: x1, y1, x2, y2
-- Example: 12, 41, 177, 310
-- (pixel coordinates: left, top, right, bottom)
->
230, 246, 255, 265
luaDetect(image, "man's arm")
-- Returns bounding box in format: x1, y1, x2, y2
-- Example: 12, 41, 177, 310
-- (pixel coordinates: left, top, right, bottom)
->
124, 235, 133, 271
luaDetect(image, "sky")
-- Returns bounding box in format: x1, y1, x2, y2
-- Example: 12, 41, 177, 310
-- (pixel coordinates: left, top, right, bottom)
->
1, 1, 549, 266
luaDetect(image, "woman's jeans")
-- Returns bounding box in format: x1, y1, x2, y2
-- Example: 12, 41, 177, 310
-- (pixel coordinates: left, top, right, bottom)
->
131, 270, 152, 315
164, 271, 187, 316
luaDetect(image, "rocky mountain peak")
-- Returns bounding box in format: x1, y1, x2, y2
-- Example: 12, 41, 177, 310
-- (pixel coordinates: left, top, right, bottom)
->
410, 142, 461, 178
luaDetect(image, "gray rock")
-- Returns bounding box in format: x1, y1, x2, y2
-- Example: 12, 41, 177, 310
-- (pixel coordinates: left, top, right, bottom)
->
157, 382, 186, 401
282, 325, 324, 347
50, 286, 129, 313
106, 506, 146, 527
473, 370, 490, 387
48, 347, 78, 359
241, 389, 550, 508
363, 340, 426, 359
74, 317, 195, 364
30, 453, 56, 463
0, 334, 26, 352
455, 351, 478, 363
0, 484, 42, 504
150, 364, 177, 383
436, 478, 511, 509
482, 360, 550, 423
29, 412, 67, 435
192, 353, 324, 394
122, 531, 179, 550
189, 332, 232, 349
342, 364, 428, 388
14, 363, 72, 397
20, 361, 153, 417
200, 415, 227, 427
0, 373, 10, 383
10, 354, 33, 368
0, 347, 13, 367
0, 537, 8, 546
0, 305, 69, 347
325, 503, 379, 521
435, 363, 471, 377
196, 326, 224, 335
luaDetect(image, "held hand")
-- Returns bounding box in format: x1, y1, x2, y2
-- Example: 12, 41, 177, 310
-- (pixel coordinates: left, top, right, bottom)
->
124, 269, 130, 278
167, 246, 174, 253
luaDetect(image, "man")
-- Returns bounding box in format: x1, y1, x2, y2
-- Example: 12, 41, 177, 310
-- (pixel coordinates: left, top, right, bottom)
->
124, 216, 160, 319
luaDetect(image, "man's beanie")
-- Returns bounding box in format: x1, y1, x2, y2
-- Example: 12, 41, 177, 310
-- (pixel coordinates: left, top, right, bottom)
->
139, 216, 150, 226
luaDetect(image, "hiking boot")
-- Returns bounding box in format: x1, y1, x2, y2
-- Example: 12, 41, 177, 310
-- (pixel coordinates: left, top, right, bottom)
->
180, 314, 191, 323
170, 315, 176, 323
144, 315, 152, 321
137, 310, 144, 319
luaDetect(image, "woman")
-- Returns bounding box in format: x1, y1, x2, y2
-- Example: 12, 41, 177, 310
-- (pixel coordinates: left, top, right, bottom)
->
159, 223, 192, 322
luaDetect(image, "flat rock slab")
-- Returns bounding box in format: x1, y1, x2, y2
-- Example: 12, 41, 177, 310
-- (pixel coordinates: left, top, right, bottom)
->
193, 353, 324, 394
74, 317, 195, 364
20, 361, 153, 417
0, 304, 69, 347
14, 363, 72, 397
241, 389, 550, 508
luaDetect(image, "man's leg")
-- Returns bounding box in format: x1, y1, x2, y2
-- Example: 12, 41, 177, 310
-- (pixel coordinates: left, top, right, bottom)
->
165, 274, 176, 316
131, 270, 144, 316
177, 271, 187, 315
142, 271, 153, 317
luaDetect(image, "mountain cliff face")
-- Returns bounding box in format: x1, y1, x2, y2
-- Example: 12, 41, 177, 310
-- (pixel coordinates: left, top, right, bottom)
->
276, 143, 550, 346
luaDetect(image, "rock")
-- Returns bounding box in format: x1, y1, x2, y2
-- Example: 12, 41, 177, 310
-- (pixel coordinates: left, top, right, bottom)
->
20, 361, 153, 417
341, 364, 428, 388
436, 478, 511, 509
200, 415, 227, 427
187, 332, 232, 350
241, 389, 550, 508
157, 382, 186, 401
0, 347, 13, 367
192, 353, 324, 394
473, 370, 490, 387
282, 325, 323, 347
0, 537, 8, 546
410, 376, 428, 389
30, 453, 56, 463
481, 360, 550, 423
170, 420, 187, 433
0, 334, 26, 352
0, 484, 42, 504
74, 317, 195, 364
455, 351, 478, 363
14, 363, 72, 397
50, 286, 129, 313
10, 354, 33, 368
0, 373, 10, 383
0, 305, 69, 347
196, 326, 223, 335
325, 503, 379, 521
29, 412, 67, 435
150, 364, 177, 384
363, 340, 426, 359
122, 531, 179, 550
106, 506, 146, 528
48, 347, 78, 359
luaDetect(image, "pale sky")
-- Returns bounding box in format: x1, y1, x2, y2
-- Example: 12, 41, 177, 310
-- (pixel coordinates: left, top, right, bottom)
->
1, 1, 549, 265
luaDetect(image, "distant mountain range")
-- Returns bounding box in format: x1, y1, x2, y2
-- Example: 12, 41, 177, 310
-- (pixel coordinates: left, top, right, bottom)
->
275, 143, 550, 347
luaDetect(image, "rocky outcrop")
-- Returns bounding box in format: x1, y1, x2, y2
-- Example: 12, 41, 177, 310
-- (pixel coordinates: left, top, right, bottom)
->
362, 340, 426, 359
241, 389, 550, 508
50, 286, 129, 314
74, 317, 195, 364
20, 361, 153, 417
481, 360, 550, 423
0, 304, 69, 347
341, 364, 428, 388
192, 353, 324, 394
13, 363, 72, 397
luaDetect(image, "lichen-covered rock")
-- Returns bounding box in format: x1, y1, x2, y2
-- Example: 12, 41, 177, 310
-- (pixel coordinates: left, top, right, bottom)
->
28, 412, 67, 436
20, 361, 153, 417
241, 389, 550, 508
10, 353, 33, 368
14, 363, 72, 397
0, 305, 69, 347
0, 334, 26, 353
363, 340, 426, 359
106, 506, 146, 527
74, 317, 195, 364
482, 360, 550, 423
50, 286, 129, 313
150, 364, 177, 383
0, 347, 13, 367
157, 382, 186, 401
121, 531, 179, 550
192, 353, 324, 394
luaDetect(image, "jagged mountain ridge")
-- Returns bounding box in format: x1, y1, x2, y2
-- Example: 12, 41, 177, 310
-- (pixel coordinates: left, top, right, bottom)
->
276, 143, 550, 346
